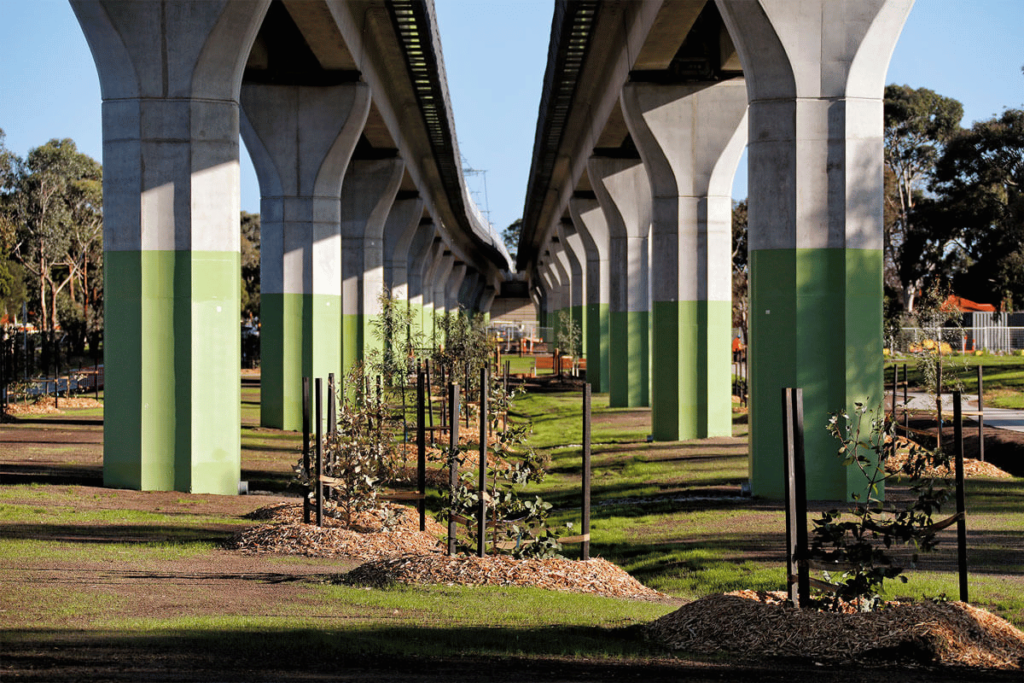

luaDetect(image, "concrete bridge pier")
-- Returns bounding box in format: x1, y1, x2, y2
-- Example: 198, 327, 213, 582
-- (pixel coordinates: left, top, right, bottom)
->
381, 195, 425, 357
718, 0, 913, 500
570, 196, 611, 393
478, 284, 498, 326
445, 262, 468, 313
431, 249, 456, 339
556, 219, 588, 362
458, 270, 482, 313
72, 0, 269, 493
589, 156, 652, 408
240, 83, 370, 431
340, 158, 405, 378
418, 237, 446, 345
622, 79, 748, 441
547, 240, 572, 353
383, 196, 426, 304
404, 224, 437, 344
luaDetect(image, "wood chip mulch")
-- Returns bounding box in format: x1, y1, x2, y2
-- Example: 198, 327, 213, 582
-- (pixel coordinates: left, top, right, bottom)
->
232, 503, 661, 601
230, 502, 445, 562
4, 396, 102, 415
886, 437, 1012, 478
647, 591, 1024, 669
346, 554, 665, 601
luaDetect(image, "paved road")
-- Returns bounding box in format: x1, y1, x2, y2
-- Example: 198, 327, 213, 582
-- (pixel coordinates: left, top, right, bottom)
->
904, 392, 1024, 433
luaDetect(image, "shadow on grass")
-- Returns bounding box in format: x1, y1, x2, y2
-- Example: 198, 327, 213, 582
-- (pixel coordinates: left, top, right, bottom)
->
0, 464, 102, 487
0, 522, 239, 545
5, 625, 1013, 683
6, 416, 103, 427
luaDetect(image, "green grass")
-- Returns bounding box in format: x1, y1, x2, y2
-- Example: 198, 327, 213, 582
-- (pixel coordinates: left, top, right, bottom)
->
886, 355, 1024, 409
3, 371, 1022, 674
508, 388, 1024, 628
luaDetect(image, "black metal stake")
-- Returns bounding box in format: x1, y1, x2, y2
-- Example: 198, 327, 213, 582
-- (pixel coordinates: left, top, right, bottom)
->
327, 373, 336, 436
953, 391, 969, 603
440, 365, 448, 429
315, 377, 324, 527
425, 359, 434, 435
478, 366, 488, 558
902, 363, 909, 432
447, 382, 460, 556
782, 387, 809, 608
302, 377, 311, 524
890, 363, 897, 418
416, 367, 426, 532
977, 365, 985, 462
582, 383, 592, 561
936, 361, 944, 451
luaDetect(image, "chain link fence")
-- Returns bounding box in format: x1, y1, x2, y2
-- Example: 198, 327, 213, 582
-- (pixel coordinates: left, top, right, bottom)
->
892, 327, 1024, 354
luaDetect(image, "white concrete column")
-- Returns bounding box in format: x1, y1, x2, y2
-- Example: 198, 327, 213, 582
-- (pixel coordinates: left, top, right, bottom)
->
240, 82, 370, 431
446, 262, 468, 312
556, 218, 587, 361
431, 249, 456, 319
459, 270, 482, 312
72, 0, 269, 494
418, 236, 446, 346
340, 157, 405, 376
717, 0, 913, 500
622, 79, 748, 441
479, 285, 498, 315
588, 156, 652, 407
405, 222, 435, 342
570, 196, 611, 393
383, 195, 426, 300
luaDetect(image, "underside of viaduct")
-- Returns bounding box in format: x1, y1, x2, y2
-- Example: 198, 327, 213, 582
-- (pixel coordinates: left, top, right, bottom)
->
518, 0, 912, 501
72, 0, 511, 495
72, 0, 913, 502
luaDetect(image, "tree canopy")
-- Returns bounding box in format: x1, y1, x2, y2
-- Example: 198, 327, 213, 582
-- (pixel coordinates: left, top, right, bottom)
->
1, 136, 103, 343
883, 84, 964, 312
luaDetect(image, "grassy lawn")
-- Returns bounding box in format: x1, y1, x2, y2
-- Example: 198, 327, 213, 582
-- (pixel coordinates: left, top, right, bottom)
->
513, 390, 1024, 627
2, 373, 1023, 679
886, 355, 1024, 409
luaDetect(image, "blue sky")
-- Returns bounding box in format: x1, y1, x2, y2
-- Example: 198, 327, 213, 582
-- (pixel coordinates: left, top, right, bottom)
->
1, 0, 1021, 236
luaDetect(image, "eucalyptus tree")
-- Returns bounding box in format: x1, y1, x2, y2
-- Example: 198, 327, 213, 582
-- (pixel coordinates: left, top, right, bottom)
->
883, 84, 963, 311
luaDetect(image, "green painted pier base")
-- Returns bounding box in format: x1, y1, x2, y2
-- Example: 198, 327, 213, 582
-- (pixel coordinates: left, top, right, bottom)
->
260, 293, 342, 431
651, 300, 732, 441
103, 250, 241, 495
748, 249, 884, 501
585, 303, 609, 393
609, 310, 648, 407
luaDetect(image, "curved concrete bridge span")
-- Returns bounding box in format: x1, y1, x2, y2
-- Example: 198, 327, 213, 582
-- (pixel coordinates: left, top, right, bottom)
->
517, 0, 913, 500
71, 0, 511, 494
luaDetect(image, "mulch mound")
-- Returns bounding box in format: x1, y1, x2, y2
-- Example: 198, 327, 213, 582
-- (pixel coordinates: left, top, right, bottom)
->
346, 554, 665, 601
886, 436, 1012, 478
4, 396, 102, 416
647, 591, 1024, 669
232, 502, 661, 601
230, 502, 445, 561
